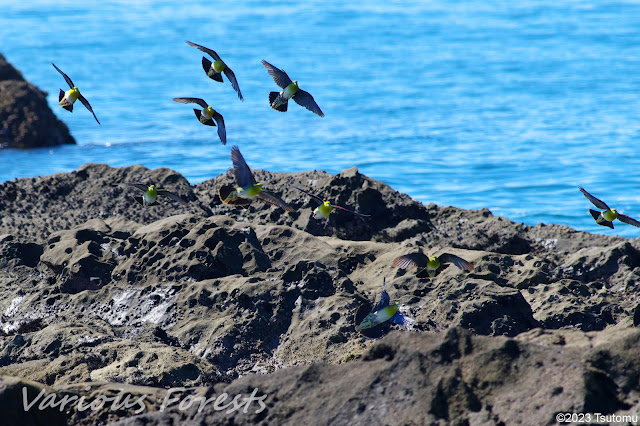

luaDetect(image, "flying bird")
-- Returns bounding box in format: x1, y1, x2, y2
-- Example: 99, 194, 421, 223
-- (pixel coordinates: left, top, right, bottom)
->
52, 63, 100, 125
113, 183, 188, 207
172, 97, 226, 145
219, 146, 294, 212
356, 279, 413, 332
393, 252, 474, 278
186, 41, 243, 101
579, 187, 640, 229
294, 187, 370, 219
261, 60, 324, 117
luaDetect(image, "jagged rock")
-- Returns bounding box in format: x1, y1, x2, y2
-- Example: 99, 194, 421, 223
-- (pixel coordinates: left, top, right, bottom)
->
0, 53, 75, 149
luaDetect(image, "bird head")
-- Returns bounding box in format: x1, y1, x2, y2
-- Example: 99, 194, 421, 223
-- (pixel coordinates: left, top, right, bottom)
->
611, 208, 617, 213
293, 80, 298, 87
323, 201, 331, 208
206, 106, 213, 114
148, 184, 155, 191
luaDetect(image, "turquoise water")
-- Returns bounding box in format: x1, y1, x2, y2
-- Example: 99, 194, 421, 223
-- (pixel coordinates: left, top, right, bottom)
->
1, 1, 640, 237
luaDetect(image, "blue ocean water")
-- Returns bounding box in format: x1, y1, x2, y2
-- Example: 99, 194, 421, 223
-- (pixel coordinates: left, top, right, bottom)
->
1, 1, 640, 237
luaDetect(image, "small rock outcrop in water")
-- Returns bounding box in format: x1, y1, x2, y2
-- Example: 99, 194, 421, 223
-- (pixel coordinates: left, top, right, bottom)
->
0, 164, 639, 424
0, 53, 75, 149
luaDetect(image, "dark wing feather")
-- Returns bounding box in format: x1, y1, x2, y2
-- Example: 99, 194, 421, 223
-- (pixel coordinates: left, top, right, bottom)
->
186, 41, 221, 61
230, 146, 256, 187
261, 60, 292, 89
617, 213, 640, 228
372, 279, 390, 311
52, 63, 74, 88
293, 186, 325, 205
257, 191, 294, 212
211, 110, 226, 145
292, 89, 324, 117
156, 189, 188, 205
333, 204, 371, 217
77, 94, 100, 125
438, 253, 475, 271
222, 67, 243, 101
393, 253, 429, 270
579, 187, 610, 210
173, 97, 209, 109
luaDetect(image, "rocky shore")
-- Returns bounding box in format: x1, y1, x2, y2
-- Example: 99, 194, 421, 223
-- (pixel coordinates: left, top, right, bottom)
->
1, 164, 639, 425
0, 53, 75, 149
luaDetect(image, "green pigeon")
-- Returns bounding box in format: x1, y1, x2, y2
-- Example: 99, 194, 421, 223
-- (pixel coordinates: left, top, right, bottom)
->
186, 41, 243, 101
393, 252, 474, 279
172, 97, 226, 145
261, 60, 324, 117
114, 183, 188, 207
294, 187, 370, 219
219, 146, 294, 212
356, 278, 413, 332
52, 63, 100, 125
579, 187, 640, 229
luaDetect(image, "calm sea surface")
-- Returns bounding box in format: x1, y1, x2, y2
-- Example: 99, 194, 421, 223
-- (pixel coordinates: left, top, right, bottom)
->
1, 1, 640, 237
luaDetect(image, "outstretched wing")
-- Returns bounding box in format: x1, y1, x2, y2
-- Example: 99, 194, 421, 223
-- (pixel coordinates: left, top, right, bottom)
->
439, 253, 474, 271
78, 94, 100, 125
230, 146, 256, 187
114, 182, 148, 192
52, 63, 74, 88
186, 41, 221, 62
261, 60, 292, 89
333, 204, 371, 217
211, 110, 226, 145
372, 278, 390, 312
617, 213, 640, 228
257, 190, 294, 212
292, 89, 324, 117
222, 67, 243, 101
393, 253, 429, 269
294, 186, 325, 205
579, 187, 610, 210
173, 97, 209, 109
157, 189, 188, 206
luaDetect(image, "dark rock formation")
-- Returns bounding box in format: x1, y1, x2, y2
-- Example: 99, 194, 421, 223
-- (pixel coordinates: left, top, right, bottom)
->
0, 53, 75, 149
1, 164, 639, 424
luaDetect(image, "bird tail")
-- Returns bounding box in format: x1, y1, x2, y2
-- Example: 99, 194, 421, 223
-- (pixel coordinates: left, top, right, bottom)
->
269, 92, 288, 112
59, 89, 73, 111
202, 57, 223, 82
590, 209, 614, 228
194, 109, 216, 126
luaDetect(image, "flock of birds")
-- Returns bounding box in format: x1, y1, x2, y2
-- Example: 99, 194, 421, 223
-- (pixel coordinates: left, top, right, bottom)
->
49, 41, 640, 334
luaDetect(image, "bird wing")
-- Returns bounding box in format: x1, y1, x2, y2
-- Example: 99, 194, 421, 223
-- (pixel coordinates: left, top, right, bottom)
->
579, 187, 610, 210
293, 186, 324, 205
438, 253, 475, 271
261, 60, 292, 89
372, 279, 390, 311
390, 310, 414, 326
77, 94, 100, 125
392, 253, 429, 269
292, 89, 324, 117
617, 213, 640, 228
186, 41, 221, 62
222, 67, 243, 101
115, 182, 149, 192
52, 63, 74, 89
230, 146, 256, 187
333, 204, 371, 217
257, 190, 294, 212
173, 97, 209, 109
211, 110, 226, 145
157, 189, 188, 205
